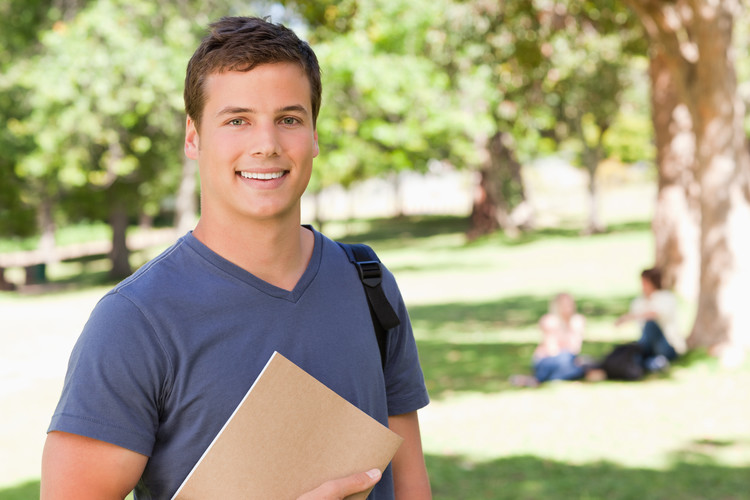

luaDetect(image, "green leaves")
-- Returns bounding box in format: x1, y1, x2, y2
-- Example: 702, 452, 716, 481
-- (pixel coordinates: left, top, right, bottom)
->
4, 0, 198, 231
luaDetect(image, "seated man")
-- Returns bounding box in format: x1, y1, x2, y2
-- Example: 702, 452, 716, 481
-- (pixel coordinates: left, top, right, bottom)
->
615, 267, 685, 372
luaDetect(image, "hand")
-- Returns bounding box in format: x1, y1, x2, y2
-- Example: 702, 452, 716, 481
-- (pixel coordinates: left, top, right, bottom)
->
614, 314, 629, 326
297, 469, 382, 500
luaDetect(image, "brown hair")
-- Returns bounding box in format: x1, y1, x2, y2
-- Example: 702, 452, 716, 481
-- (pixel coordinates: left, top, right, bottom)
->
641, 267, 662, 290
184, 16, 322, 130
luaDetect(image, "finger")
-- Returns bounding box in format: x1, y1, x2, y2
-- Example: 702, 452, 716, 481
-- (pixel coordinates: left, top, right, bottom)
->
298, 469, 381, 500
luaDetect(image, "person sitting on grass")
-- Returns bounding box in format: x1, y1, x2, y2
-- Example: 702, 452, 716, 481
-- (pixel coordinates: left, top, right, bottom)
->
615, 267, 686, 372
511, 292, 590, 387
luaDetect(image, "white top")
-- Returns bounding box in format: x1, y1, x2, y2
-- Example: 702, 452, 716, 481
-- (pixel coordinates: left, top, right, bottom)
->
630, 290, 686, 354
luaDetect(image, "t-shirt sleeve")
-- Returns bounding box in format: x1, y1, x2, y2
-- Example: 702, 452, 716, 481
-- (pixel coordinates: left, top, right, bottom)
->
48, 291, 170, 456
381, 269, 430, 416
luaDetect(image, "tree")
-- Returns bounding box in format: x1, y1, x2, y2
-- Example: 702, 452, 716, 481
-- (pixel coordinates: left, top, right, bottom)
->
10, 0, 197, 277
0, 0, 90, 243
625, 0, 750, 363
421, 0, 646, 237
543, 1, 646, 234
281, 0, 469, 220
648, 45, 700, 300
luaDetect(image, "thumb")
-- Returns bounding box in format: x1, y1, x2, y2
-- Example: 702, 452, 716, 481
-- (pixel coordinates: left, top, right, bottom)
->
298, 469, 382, 500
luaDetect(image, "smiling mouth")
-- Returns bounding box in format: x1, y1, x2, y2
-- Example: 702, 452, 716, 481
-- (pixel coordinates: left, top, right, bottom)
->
239, 171, 287, 180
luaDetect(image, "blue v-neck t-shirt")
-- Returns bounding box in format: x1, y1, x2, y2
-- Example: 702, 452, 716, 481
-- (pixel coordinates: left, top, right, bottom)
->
49, 228, 429, 499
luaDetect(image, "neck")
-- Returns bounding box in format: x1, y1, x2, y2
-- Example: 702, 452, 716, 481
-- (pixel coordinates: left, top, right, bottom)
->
192, 211, 313, 291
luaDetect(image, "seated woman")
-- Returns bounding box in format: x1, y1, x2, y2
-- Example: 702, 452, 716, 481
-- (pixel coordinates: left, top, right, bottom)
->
615, 267, 686, 372
531, 292, 588, 383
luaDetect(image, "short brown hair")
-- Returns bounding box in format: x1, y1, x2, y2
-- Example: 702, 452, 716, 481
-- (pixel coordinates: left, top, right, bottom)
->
641, 267, 662, 290
184, 16, 322, 130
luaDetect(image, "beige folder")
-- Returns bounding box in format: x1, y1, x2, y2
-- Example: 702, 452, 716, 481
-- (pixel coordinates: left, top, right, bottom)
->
172, 351, 403, 499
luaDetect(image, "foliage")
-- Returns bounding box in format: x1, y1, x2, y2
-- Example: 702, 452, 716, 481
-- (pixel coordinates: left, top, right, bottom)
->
3, 0, 743, 242
286, 0, 653, 232
293, 0, 472, 191
0, 0, 80, 237
10, 0, 198, 226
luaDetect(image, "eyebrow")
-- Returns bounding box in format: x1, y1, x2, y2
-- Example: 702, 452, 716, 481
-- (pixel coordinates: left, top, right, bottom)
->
215, 104, 310, 118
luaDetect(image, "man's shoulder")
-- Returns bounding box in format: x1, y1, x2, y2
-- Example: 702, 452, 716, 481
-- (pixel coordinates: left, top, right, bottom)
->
110, 234, 197, 299
652, 290, 677, 307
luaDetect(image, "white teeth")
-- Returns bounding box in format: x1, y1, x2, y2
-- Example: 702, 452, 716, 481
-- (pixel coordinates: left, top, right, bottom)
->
239, 171, 285, 180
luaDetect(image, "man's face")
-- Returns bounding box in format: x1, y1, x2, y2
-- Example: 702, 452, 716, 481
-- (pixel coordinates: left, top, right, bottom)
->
185, 63, 319, 225
641, 276, 656, 297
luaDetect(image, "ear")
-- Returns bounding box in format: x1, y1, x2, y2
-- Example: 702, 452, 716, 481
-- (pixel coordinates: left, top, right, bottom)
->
312, 130, 319, 158
185, 116, 200, 160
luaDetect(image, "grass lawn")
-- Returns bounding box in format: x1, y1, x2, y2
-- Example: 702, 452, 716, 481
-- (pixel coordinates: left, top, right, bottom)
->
1, 215, 748, 499
346, 216, 750, 500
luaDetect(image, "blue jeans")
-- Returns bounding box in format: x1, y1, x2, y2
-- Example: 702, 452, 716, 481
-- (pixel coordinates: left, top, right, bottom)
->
533, 351, 585, 383
637, 320, 677, 370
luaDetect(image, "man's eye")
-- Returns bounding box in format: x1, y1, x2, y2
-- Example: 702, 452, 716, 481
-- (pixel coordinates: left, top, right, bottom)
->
229, 119, 244, 126
282, 117, 298, 125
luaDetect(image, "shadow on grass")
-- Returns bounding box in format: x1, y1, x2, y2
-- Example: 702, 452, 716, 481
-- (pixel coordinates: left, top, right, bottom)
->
425, 453, 750, 500
0, 479, 39, 500
409, 294, 633, 331
417, 337, 717, 401
467, 219, 653, 248
6, 451, 746, 500
337, 215, 650, 247
417, 338, 626, 399
411, 294, 713, 400
335, 215, 472, 244
0, 481, 135, 500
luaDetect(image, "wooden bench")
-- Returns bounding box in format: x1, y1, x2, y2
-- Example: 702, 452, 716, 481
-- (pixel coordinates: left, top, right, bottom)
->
0, 228, 177, 290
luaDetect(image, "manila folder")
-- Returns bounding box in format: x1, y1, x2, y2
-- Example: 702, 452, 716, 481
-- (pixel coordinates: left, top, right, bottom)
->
172, 351, 403, 499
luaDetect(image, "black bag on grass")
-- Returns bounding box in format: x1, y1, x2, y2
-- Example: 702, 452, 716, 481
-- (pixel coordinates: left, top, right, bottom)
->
602, 342, 644, 381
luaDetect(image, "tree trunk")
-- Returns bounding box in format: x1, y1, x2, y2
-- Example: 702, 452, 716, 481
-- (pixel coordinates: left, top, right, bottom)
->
467, 131, 532, 239
37, 194, 57, 265
467, 168, 501, 239
627, 0, 750, 364
648, 47, 700, 300
390, 172, 404, 218
582, 145, 605, 235
175, 157, 198, 234
689, 7, 750, 363
109, 199, 131, 280
313, 190, 325, 232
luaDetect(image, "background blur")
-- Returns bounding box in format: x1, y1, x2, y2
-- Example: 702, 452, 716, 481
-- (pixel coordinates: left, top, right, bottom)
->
1, 1, 749, 498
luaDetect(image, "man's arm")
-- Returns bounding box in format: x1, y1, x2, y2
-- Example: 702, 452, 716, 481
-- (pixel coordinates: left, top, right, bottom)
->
389, 411, 432, 500
41, 431, 147, 500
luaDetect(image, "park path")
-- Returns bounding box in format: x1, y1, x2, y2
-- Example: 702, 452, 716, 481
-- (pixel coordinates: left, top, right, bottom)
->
0, 287, 105, 487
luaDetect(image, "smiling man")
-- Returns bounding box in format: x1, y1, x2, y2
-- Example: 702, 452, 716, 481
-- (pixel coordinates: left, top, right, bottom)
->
41, 16, 431, 500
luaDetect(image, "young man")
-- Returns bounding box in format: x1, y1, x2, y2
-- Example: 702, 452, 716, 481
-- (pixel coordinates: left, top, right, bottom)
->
41, 16, 431, 499
615, 267, 685, 371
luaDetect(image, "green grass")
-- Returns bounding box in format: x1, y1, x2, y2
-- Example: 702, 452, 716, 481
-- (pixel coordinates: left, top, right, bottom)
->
361, 215, 750, 499
2, 214, 748, 500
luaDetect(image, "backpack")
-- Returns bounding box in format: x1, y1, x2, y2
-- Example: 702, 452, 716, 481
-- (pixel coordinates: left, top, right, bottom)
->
602, 342, 645, 381
337, 242, 400, 370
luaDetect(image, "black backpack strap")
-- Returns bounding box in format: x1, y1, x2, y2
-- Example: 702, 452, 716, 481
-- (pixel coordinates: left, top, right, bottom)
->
337, 242, 401, 369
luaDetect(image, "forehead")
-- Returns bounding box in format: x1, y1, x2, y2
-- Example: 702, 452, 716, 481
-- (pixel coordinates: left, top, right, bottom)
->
202, 63, 312, 109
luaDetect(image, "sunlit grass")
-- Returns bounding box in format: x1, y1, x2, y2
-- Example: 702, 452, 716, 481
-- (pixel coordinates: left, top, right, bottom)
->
357, 216, 750, 500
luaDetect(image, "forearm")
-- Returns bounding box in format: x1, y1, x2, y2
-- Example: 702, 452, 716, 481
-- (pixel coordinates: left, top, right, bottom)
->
389, 412, 432, 500
41, 432, 146, 500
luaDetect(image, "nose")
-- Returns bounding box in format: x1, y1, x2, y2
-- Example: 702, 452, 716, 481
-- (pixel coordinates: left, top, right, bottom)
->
249, 121, 280, 157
